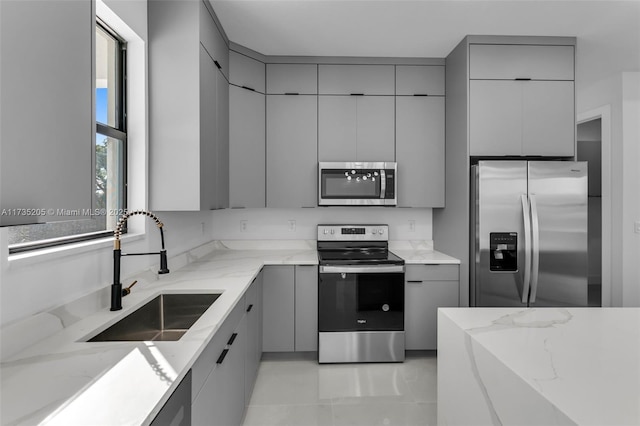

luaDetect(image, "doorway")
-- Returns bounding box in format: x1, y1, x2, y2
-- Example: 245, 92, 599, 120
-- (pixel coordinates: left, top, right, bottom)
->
577, 118, 603, 307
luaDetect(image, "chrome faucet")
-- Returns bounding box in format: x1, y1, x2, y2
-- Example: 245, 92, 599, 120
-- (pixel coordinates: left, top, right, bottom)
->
111, 210, 169, 311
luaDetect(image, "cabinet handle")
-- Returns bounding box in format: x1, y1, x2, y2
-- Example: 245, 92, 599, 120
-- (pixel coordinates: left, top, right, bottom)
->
216, 349, 229, 364
413, 94, 429, 97
350, 93, 364, 96
514, 78, 532, 81
407, 280, 424, 284
213, 60, 222, 70
242, 85, 256, 92
227, 332, 238, 346
247, 304, 254, 312
284, 92, 300, 95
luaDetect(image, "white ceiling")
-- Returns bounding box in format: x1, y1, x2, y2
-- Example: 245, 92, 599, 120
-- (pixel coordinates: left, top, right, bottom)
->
210, 0, 640, 88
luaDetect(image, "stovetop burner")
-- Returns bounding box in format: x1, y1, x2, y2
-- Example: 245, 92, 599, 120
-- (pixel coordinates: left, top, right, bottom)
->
317, 224, 404, 266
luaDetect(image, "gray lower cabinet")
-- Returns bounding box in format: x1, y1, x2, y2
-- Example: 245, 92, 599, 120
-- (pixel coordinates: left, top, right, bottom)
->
318, 96, 395, 162
229, 85, 266, 208
262, 266, 295, 352
266, 95, 317, 208
404, 265, 459, 350
151, 370, 191, 426
191, 298, 246, 426
396, 96, 445, 207
294, 265, 318, 352
244, 271, 263, 406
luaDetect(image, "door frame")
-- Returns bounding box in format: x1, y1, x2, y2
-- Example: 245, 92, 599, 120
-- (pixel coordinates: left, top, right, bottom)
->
577, 105, 611, 307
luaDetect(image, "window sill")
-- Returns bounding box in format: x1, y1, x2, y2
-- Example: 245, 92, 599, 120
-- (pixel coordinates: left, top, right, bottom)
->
7, 232, 145, 269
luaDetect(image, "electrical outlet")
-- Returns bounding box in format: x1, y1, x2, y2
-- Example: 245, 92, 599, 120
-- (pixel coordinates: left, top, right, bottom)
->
201, 222, 206, 235
409, 220, 416, 232
240, 220, 248, 232
635, 221, 640, 234
288, 220, 296, 232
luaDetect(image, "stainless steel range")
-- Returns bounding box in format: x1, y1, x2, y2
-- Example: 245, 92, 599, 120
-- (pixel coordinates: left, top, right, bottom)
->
317, 224, 405, 363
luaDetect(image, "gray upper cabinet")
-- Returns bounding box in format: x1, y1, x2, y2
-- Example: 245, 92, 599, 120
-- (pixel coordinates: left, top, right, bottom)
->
395, 65, 445, 96
318, 65, 395, 95
318, 95, 395, 162
230, 51, 265, 93
1, 0, 93, 225
266, 64, 318, 95
229, 85, 265, 208
396, 97, 445, 207
199, 1, 229, 79
149, 0, 229, 211
469, 79, 575, 156
468, 43, 576, 157
469, 44, 574, 80
266, 95, 317, 208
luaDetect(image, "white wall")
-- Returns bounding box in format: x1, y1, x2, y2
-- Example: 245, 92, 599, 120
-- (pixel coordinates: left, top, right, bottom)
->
211, 208, 432, 241
621, 73, 640, 307
0, 1, 215, 327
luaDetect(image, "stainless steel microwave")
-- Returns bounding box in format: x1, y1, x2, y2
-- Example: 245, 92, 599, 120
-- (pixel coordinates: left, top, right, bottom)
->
318, 162, 397, 206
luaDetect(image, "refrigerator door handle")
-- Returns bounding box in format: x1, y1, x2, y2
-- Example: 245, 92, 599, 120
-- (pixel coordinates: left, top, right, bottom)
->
529, 194, 541, 303
521, 194, 532, 304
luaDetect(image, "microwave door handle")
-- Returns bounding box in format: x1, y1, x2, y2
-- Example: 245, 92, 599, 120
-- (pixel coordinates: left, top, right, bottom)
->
380, 170, 386, 199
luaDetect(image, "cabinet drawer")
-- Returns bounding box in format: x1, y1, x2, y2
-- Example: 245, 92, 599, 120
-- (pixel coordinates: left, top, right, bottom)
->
267, 64, 318, 94
230, 50, 265, 93
191, 297, 244, 402
469, 44, 574, 81
396, 65, 445, 96
405, 265, 459, 282
318, 64, 395, 95
199, 0, 228, 78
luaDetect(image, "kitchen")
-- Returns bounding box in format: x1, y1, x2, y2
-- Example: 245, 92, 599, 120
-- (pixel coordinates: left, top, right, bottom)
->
1, 0, 639, 425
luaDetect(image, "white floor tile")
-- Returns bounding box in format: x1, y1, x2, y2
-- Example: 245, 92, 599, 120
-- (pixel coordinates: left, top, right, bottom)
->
243, 354, 438, 426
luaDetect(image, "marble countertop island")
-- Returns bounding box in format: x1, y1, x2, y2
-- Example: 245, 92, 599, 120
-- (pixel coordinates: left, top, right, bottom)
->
437, 307, 640, 426
1, 240, 458, 425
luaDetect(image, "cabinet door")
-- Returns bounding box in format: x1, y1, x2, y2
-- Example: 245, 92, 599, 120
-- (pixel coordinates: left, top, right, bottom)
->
404, 265, 459, 350
199, 0, 228, 78
230, 50, 265, 93
318, 65, 395, 95
229, 86, 266, 208
396, 96, 445, 207
266, 95, 318, 207
294, 266, 318, 352
266, 64, 317, 95
262, 266, 295, 352
215, 67, 229, 209
151, 370, 192, 426
192, 314, 246, 426
318, 96, 357, 161
244, 273, 262, 405
396, 65, 445, 96
356, 96, 396, 162
200, 46, 218, 210
469, 80, 523, 156
469, 44, 574, 81
522, 81, 575, 156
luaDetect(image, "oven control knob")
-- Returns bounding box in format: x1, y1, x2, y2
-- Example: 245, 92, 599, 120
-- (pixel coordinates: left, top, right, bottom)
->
330, 229, 335, 234
382, 304, 390, 312
378, 228, 384, 235
323, 229, 329, 234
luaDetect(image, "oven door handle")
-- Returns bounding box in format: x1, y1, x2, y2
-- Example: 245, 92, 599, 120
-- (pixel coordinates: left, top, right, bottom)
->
319, 265, 405, 274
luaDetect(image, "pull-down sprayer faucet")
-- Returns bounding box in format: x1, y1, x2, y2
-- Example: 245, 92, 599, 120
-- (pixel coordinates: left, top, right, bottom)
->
111, 210, 169, 311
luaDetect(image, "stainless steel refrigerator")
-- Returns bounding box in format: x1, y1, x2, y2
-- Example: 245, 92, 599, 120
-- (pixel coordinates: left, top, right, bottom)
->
470, 161, 588, 307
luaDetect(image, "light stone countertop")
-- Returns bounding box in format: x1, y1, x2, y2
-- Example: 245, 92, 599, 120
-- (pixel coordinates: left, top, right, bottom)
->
438, 307, 640, 426
1, 240, 458, 426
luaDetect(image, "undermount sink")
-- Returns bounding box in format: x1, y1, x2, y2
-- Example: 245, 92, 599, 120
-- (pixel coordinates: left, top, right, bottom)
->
87, 293, 221, 342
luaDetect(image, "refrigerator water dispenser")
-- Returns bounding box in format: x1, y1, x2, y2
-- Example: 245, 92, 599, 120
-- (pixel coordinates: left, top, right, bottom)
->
490, 233, 517, 272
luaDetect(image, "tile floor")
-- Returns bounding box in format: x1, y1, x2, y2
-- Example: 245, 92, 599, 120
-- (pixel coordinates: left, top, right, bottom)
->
242, 353, 438, 426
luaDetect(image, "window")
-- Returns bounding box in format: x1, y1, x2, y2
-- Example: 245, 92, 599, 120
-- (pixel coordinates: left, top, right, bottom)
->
8, 21, 127, 253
